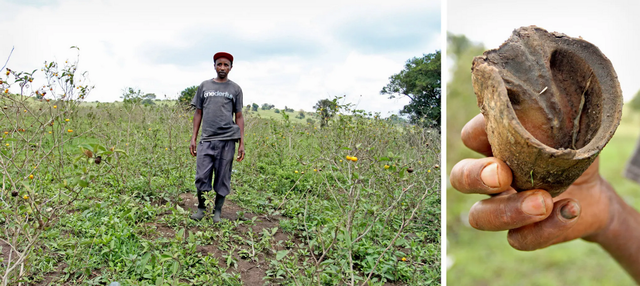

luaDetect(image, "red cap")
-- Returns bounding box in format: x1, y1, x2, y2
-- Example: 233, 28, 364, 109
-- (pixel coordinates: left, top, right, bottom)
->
213, 52, 234, 63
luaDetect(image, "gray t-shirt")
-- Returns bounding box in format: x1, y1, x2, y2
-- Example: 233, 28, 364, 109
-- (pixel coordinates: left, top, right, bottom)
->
191, 79, 243, 142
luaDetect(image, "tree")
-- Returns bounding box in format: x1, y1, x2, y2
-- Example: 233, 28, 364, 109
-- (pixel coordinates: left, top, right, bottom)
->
381, 51, 441, 127
314, 98, 339, 127
296, 109, 306, 119
251, 103, 259, 112
121, 87, 156, 106
261, 103, 275, 110
178, 86, 198, 105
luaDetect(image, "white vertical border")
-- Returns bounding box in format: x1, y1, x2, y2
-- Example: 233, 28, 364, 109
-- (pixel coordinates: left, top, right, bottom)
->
440, 0, 448, 284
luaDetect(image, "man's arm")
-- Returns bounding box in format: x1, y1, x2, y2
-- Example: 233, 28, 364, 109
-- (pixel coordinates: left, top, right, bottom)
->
588, 185, 640, 282
190, 109, 202, 157
235, 111, 245, 162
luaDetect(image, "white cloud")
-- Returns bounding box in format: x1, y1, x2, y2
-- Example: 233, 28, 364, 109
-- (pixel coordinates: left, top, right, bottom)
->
0, 0, 440, 115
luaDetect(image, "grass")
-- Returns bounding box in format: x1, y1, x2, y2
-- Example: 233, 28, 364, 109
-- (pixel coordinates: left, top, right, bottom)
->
0, 90, 441, 286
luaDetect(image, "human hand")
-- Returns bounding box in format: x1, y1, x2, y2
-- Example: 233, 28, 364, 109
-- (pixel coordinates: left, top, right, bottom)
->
236, 143, 245, 162
190, 139, 197, 157
450, 114, 618, 251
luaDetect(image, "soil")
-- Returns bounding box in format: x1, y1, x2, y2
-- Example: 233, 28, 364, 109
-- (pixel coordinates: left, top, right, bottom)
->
32, 192, 405, 285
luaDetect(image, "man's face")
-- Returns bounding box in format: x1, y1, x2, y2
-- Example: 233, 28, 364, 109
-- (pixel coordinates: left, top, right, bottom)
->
215, 58, 232, 79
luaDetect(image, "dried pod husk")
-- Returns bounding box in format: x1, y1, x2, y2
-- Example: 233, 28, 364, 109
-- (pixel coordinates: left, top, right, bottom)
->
472, 26, 622, 197
94, 156, 102, 164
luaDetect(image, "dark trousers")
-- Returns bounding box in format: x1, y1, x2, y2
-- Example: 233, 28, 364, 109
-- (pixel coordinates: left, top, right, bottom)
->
195, 140, 235, 208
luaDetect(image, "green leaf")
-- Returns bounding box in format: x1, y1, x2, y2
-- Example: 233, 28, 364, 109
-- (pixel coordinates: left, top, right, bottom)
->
378, 157, 390, 162
171, 261, 179, 275
78, 143, 92, 150
276, 250, 289, 261
140, 252, 151, 268
341, 147, 351, 150
78, 180, 89, 188
159, 254, 172, 263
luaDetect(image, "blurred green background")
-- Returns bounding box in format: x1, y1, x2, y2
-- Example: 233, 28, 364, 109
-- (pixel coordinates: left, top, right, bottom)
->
446, 33, 640, 285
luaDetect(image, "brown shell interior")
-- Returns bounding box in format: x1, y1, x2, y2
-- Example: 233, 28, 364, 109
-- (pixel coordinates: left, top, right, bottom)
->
505, 48, 602, 150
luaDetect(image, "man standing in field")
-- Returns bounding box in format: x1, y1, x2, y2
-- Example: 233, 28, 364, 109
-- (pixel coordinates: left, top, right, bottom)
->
189, 52, 245, 222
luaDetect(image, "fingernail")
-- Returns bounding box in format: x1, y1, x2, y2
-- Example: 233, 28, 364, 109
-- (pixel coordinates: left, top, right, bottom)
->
560, 201, 580, 220
522, 193, 546, 216
481, 163, 500, 188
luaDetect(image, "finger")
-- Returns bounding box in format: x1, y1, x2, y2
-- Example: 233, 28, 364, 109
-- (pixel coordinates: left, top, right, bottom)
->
461, 113, 492, 157
450, 157, 513, 194
507, 198, 581, 251
468, 190, 553, 231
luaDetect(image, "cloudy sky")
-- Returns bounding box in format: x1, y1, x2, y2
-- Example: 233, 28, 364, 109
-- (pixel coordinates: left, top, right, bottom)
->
1, 0, 440, 116
447, 0, 640, 102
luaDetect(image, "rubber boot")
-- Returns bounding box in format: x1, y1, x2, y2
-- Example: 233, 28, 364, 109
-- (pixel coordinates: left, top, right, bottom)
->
190, 190, 208, 221
190, 208, 206, 221
213, 193, 225, 223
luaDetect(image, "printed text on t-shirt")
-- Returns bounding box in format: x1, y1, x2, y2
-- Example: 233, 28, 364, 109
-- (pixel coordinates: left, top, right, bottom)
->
204, 90, 233, 99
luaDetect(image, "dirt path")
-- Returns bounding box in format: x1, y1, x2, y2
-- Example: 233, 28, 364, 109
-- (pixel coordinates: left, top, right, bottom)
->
176, 192, 295, 285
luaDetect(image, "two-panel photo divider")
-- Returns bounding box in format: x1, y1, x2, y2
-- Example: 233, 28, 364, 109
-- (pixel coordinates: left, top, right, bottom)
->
2, 0, 640, 285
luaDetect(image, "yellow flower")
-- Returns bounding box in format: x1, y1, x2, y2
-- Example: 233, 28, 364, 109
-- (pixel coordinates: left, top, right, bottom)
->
313, 169, 317, 172
23, 195, 29, 200
5, 143, 8, 147
401, 257, 407, 262
339, 160, 343, 162
48, 131, 52, 134
346, 155, 352, 161
428, 170, 431, 173
295, 170, 299, 174
384, 165, 390, 169
165, 148, 168, 150
53, 105, 57, 109
29, 174, 33, 180
65, 119, 70, 122
351, 157, 358, 162
148, 128, 151, 131
67, 129, 73, 133
3, 89, 8, 94
3, 131, 7, 135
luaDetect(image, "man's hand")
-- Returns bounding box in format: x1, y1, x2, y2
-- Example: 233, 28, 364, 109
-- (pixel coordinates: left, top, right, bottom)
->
190, 139, 197, 157
236, 143, 245, 162
450, 114, 616, 251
